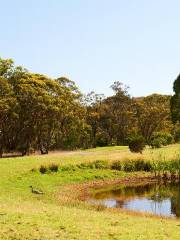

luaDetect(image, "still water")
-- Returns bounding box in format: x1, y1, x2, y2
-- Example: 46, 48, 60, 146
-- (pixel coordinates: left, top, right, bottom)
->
89, 182, 180, 217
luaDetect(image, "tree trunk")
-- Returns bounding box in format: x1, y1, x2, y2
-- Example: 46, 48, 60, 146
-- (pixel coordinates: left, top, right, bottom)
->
0, 149, 3, 158
40, 145, 48, 155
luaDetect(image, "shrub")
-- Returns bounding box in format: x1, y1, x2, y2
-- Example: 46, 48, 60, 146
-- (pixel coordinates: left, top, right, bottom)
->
128, 135, 145, 153
134, 159, 152, 172
61, 165, 77, 171
49, 163, 59, 172
165, 133, 174, 145
150, 138, 163, 148
78, 160, 109, 170
39, 165, 48, 174
173, 123, 180, 143
150, 132, 174, 148
96, 132, 109, 147
78, 162, 93, 169
94, 160, 109, 169
123, 160, 135, 172
111, 161, 122, 171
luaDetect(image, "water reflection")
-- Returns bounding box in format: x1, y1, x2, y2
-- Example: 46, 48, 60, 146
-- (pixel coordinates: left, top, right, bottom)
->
89, 182, 180, 217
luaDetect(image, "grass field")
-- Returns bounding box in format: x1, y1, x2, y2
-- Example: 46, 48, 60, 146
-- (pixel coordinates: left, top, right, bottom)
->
0, 144, 180, 240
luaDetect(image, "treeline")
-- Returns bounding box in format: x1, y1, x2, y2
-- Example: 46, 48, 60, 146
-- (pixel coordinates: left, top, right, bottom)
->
0, 58, 179, 156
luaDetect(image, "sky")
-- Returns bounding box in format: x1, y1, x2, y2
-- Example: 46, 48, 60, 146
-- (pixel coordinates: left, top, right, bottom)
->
0, 0, 180, 97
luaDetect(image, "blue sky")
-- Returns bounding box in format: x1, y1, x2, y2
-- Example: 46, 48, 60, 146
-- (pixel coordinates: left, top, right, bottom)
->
0, 0, 180, 96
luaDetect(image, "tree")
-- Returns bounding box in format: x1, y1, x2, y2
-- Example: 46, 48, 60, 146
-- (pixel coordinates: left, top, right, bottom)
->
0, 58, 87, 156
171, 74, 180, 123
84, 92, 105, 148
0, 57, 176, 156
52, 77, 88, 150
103, 82, 134, 145
150, 132, 174, 148
0, 76, 18, 156
128, 135, 145, 153
134, 94, 171, 144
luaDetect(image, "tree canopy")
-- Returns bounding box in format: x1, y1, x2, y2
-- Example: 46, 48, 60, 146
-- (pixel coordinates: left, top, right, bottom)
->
171, 74, 180, 123
0, 57, 178, 156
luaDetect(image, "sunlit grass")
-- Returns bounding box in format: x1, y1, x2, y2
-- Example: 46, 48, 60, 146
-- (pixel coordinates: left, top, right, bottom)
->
0, 144, 180, 239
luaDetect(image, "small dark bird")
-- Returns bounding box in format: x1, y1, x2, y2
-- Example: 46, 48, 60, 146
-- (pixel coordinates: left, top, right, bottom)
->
29, 186, 44, 194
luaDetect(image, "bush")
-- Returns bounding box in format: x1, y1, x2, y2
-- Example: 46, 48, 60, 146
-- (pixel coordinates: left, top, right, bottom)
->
165, 133, 174, 145
94, 160, 109, 169
78, 162, 93, 169
123, 160, 135, 172
61, 165, 77, 171
39, 165, 48, 174
111, 161, 122, 171
128, 135, 145, 153
150, 132, 174, 148
111, 159, 152, 172
78, 160, 109, 170
49, 163, 59, 172
134, 159, 151, 172
95, 132, 109, 147
173, 123, 180, 143
150, 138, 163, 148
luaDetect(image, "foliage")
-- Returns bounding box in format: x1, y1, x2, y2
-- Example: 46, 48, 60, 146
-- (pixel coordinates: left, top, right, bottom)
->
111, 161, 122, 170
134, 94, 171, 144
171, 73, 180, 123
173, 122, 180, 142
128, 135, 145, 153
0, 57, 176, 156
150, 132, 174, 148
111, 159, 151, 172
95, 132, 109, 147
134, 159, 152, 172
0, 58, 87, 156
93, 160, 109, 169
49, 163, 59, 172
103, 82, 135, 146
39, 165, 48, 174
74, 160, 109, 170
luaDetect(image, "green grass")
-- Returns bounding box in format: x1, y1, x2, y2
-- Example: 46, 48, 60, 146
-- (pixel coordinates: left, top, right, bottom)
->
0, 144, 180, 240
84, 145, 128, 152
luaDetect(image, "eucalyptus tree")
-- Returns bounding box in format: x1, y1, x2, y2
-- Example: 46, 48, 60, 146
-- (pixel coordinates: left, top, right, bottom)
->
0, 76, 18, 156
103, 82, 135, 145
171, 73, 180, 123
0, 58, 21, 156
83, 91, 105, 147
134, 94, 171, 144
0, 58, 88, 155
52, 77, 88, 150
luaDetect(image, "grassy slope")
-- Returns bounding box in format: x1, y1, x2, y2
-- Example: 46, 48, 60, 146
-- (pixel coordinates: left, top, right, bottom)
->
0, 145, 180, 240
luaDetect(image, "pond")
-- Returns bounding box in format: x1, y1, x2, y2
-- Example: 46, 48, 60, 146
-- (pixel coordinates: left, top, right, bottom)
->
88, 182, 180, 218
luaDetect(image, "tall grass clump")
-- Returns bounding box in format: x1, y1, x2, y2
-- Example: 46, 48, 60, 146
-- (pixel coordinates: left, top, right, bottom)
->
150, 152, 180, 181
39, 164, 59, 173
49, 163, 59, 172
93, 160, 109, 169
111, 158, 151, 172
134, 159, 151, 172
123, 160, 135, 172
39, 165, 48, 174
111, 161, 122, 171
78, 160, 109, 170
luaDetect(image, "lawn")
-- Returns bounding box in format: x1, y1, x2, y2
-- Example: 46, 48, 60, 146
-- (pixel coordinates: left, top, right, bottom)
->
0, 144, 180, 240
